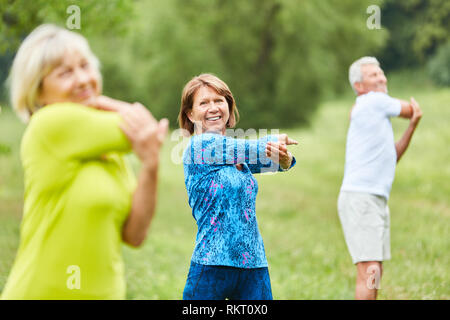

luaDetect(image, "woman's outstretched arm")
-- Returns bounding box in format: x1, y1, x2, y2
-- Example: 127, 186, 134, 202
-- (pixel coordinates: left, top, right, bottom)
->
187, 132, 297, 173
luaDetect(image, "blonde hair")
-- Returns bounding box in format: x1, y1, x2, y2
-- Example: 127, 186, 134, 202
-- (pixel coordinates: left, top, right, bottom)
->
178, 73, 239, 135
8, 24, 102, 122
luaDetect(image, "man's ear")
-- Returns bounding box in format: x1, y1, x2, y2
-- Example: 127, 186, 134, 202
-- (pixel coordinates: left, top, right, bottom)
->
353, 82, 364, 94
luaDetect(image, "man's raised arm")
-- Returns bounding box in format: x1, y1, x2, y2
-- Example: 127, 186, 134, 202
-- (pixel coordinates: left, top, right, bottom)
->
395, 97, 423, 162
396, 99, 413, 118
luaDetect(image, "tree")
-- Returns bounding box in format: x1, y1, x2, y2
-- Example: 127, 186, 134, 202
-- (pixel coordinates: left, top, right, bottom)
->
0, 0, 132, 102
1, 0, 389, 128
96, 0, 386, 129
379, 0, 450, 70
0, 0, 132, 52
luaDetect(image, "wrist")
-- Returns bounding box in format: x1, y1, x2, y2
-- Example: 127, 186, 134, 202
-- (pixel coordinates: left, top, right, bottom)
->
409, 119, 420, 127
280, 153, 292, 170
141, 159, 159, 172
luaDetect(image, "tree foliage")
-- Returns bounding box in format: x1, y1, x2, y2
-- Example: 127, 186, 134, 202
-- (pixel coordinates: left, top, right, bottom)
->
0, 0, 132, 102
0, 0, 133, 51
379, 0, 450, 70
428, 40, 450, 86
1, 0, 388, 128
95, 0, 387, 129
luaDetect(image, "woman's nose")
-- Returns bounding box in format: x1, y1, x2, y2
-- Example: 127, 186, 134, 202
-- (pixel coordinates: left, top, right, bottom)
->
74, 68, 91, 86
208, 102, 219, 111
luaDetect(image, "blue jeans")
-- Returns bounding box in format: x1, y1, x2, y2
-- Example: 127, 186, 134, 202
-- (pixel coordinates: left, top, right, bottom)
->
183, 261, 273, 300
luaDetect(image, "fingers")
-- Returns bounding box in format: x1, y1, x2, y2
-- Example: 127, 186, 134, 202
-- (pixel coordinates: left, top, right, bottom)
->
265, 142, 289, 161
121, 108, 146, 130
409, 97, 423, 122
276, 134, 299, 145
267, 141, 287, 153
132, 102, 157, 125
84, 95, 100, 109
286, 137, 299, 145
120, 108, 142, 132
119, 104, 169, 164
157, 118, 169, 143
119, 102, 158, 133
266, 144, 284, 157
119, 122, 134, 142
410, 97, 422, 112
91, 95, 131, 112
104, 98, 168, 165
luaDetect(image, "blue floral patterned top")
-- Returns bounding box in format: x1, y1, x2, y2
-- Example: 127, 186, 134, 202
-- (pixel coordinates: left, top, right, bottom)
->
183, 132, 296, 268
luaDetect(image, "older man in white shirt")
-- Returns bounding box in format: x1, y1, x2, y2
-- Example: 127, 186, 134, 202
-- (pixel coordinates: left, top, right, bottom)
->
338, 57, 422, 300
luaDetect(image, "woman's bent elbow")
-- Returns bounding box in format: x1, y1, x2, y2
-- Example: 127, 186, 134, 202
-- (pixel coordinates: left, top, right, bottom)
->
122, 233, 146, 248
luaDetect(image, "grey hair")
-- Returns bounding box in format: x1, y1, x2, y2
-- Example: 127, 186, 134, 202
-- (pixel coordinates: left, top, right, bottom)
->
348, 56, 380, 94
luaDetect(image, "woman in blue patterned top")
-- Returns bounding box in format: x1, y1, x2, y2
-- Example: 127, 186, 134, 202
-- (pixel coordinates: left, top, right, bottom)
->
178, 74, 298, 300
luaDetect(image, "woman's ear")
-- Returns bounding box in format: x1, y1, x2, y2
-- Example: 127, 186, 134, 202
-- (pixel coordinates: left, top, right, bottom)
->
36, 82, 43, 106
226, 110, 235, 128
186, 109, 194, 123
37, 93, 45, 107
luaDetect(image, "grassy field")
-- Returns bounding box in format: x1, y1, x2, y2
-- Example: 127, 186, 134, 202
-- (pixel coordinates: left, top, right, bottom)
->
0, 70, 449, 299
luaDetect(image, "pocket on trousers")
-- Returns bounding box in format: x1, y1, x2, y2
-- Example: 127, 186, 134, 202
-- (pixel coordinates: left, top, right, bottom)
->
183, 262, 205, 299
186, 262, 205, 282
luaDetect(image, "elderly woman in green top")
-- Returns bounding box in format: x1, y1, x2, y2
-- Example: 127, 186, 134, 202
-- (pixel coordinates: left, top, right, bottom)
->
1, 24, 168, 299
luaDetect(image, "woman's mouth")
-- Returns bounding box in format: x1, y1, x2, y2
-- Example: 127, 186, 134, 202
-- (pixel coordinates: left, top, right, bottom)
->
76, 88, 95, 100
206, 116, 222, 122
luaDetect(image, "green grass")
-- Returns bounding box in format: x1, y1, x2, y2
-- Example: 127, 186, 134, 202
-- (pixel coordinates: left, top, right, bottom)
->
0, 71, 449, 299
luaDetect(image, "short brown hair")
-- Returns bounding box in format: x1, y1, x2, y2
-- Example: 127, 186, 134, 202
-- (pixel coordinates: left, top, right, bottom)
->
178, 73, 239, 135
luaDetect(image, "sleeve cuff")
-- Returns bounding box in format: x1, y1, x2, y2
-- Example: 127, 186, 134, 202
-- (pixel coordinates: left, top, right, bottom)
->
278, 156, 296, 172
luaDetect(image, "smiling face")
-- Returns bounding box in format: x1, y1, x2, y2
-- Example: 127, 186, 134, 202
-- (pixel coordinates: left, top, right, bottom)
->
39, 50, 100, 107
355, 64, 388, 95
187, 85, 230, 135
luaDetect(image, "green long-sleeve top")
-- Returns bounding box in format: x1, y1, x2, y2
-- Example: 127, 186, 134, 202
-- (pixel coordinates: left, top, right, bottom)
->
1, 103, 136, 299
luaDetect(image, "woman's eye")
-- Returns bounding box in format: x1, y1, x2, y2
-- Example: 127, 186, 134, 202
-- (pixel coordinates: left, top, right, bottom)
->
58, 69, 71, 77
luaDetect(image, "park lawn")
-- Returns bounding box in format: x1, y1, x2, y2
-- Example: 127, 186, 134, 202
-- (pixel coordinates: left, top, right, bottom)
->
0, 70, 448, 299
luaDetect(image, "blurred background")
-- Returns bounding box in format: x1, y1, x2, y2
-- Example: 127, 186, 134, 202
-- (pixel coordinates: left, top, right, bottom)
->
1, 0, 449, 128
0, 0, 449, 299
